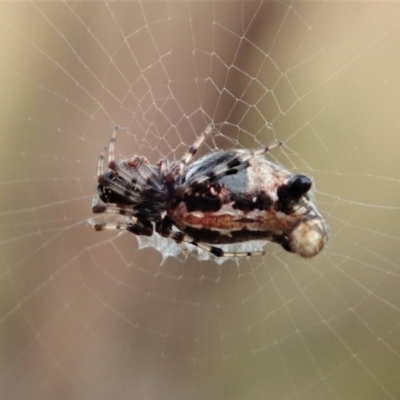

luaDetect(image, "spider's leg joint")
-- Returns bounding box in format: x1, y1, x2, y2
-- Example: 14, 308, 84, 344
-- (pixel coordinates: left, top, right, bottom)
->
91, 196, 107, 213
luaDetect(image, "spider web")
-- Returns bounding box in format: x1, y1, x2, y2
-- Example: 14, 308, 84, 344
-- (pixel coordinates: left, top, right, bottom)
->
1, 1, 400, 399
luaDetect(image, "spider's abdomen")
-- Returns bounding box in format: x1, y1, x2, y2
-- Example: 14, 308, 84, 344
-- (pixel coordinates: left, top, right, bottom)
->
168, 154, 328, 258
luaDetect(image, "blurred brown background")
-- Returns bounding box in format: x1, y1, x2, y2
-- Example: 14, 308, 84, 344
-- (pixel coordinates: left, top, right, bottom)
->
1, 2, 399, 399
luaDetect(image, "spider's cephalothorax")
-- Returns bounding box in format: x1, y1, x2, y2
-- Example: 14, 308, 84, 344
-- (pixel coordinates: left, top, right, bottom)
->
89, 124, 328, 258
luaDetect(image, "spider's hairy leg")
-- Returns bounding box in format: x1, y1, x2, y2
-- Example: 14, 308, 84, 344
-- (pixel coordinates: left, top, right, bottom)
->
105, 126, 141, 185
187, 239, 265, 258
108, 155, 162, 192
207, 140, 282, 182
104, 126, 161, 189
91, 195, 138, 217
180, 123, 214, 166
97, 125, 143, 189
156, 217, 265, 258
97, 173, 141, 204
108, 125, 119, 165
101, 126, 162, 191
255, 140, 282, 156
131, 156, 164, 189
158, 158, 169, 177
106, 161, 144, 189
97, 145, 108, 176
88, 218, 153, 236
168, 123, 214, 181
183, 140, 283, 193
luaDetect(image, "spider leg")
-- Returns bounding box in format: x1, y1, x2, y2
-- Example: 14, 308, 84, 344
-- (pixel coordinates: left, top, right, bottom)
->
97, 126, 142, 195
179, 123, 214, 167
91, 195, 139, 217
156, 217, 265, 258
182, 140, 282, 193
97, 173, 141, 203
104, 126, 163, 191
105, 126, 156, 189
158, 159, 169, 178
167, 123, 214, 181
88, 218, 153, 236
108, 156, 162, 192
108, 125, 119, 165
97, 145, 107, 176
131, 156, 164, 190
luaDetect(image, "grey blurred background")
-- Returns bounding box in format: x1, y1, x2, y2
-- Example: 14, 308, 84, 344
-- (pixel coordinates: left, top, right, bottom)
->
1, 2, 399, 399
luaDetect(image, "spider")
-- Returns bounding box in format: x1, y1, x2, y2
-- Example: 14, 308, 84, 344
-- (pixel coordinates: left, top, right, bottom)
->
88, 123, 328, 258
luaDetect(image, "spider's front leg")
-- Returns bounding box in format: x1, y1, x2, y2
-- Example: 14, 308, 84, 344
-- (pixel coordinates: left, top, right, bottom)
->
183, 141, 282, 193
165, 123, 214, 182
91, 195, 141, 217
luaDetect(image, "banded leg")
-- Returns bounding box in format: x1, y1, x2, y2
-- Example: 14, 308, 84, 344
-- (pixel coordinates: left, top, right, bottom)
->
94, 125, 118, 179
156, 217, 265, 258
88, 218, 153, 236
167, 123, 214, 180
97, 145, 107, 176
96, 126, 144, 192
95, 126, 119, 176
97, 173, 141, 204
183, 140, 282, 192
108, 155, 163, 192
105, 126, 159, 189
91, 195, 139, 217
107, 125, 119, 165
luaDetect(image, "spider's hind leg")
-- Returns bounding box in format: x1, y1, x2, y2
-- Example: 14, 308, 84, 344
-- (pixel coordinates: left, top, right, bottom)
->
88, 218, 154, 236
156, 216, 265, 258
